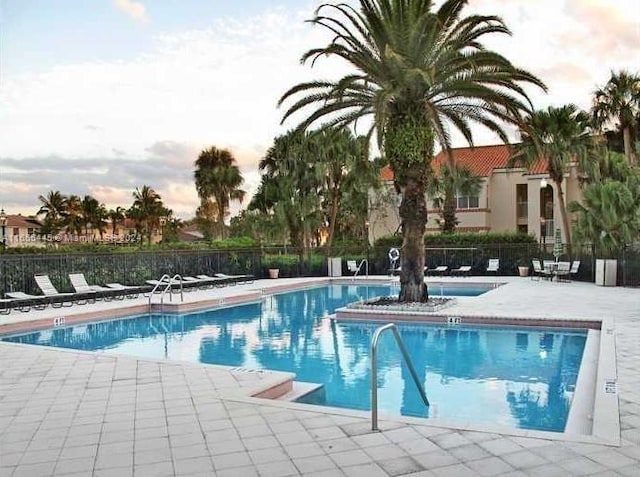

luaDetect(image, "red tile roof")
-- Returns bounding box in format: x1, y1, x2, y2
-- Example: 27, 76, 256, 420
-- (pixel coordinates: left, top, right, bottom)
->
380, 144, 549, 179
5, 215, 42, 229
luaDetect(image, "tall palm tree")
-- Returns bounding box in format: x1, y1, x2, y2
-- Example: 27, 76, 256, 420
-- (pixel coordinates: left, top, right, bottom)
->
279, 0, 545, 301
37, 190, 68, 234
427, 164, 482, 233
108, 206, 127, 235
65, 195, 84, 236
511, 105, 593, 250
592, 70, 640, 165
194, 147, 246, 239
132, 185, 164, 244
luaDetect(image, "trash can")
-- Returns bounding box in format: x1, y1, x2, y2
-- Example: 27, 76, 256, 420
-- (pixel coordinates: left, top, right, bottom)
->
328, 257, 342, 277
595, 259, 617, 286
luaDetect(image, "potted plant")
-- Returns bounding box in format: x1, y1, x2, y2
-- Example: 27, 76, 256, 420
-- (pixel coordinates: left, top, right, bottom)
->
517, 258, 530, 277
268, 268, 280, 279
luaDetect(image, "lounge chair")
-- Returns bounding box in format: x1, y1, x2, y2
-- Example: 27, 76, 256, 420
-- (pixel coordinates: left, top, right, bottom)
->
214, 272, 254, 284
486, 259, 500, 274
104, 283, 145, 298
450, 265, 472, 277
428, 266, 448, 276
69, 273, 121, 301
5, 292, 48, 311
34, 275, 86, 307
0, 298, 16, 314
196, 274, 231, 287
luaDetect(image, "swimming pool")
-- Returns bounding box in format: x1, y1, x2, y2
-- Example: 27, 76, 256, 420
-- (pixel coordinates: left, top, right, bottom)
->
3, 284, 586, 432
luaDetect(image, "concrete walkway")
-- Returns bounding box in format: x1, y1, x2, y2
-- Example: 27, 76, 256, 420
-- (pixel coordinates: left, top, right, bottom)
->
0, 277, 639, 476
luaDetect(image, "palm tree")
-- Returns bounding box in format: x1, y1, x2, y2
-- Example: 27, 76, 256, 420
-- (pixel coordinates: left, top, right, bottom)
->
511, 105, 593, 251
194, 147, 246, 239
108, 206, 127, 235
592, 70, 640, 165
65, 195, 84, 236
132, 185, 164, 244
427, 164, 482, 233
570, 176, 640, 258
279, 0, 545, 301
37, 190, 68, 234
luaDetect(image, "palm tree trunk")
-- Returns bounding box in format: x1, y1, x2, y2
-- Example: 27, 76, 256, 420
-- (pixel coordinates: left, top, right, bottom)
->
623, 126, 634, 165
442, 185, 456, 233
398, 171, 429, 302
556, 180, 572, 257
325, 189, 340, 256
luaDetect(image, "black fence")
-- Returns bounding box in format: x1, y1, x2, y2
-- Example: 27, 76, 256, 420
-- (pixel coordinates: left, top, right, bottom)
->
0, 244, 638, 296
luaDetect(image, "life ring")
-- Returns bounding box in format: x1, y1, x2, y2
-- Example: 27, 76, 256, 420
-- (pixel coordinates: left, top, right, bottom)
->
388, 248, 400, 262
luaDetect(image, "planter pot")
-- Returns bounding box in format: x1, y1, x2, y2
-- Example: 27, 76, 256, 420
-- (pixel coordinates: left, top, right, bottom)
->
268, 268, 280, 279
518, 266, 530, 277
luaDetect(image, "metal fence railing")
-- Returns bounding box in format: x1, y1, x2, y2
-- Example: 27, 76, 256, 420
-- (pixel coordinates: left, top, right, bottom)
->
0, 244, 638, 296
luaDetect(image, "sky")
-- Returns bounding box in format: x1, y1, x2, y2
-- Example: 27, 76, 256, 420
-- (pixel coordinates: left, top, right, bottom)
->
0, 0, 638, 219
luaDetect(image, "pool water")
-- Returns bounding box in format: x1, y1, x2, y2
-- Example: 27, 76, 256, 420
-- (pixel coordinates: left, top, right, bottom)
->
3, 284, 586, 432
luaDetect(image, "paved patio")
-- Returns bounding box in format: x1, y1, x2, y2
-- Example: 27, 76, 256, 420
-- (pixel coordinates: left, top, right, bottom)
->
0, 277, 639, 476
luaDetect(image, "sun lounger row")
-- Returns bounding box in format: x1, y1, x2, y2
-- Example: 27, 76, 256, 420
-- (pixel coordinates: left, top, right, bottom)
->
0, 271, 255, 314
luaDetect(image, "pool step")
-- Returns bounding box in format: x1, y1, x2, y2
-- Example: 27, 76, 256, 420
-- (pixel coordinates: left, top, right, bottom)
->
276, 381, 323, 402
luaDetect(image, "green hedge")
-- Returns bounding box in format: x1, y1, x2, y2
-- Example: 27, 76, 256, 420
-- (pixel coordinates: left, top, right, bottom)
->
375, 232, 537, 248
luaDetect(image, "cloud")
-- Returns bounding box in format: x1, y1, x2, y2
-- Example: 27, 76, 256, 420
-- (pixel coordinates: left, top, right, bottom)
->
113, 0, 147, 22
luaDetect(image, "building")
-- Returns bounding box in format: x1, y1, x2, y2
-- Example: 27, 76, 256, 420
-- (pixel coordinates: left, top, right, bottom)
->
368, 144, 583, 244
0, 213, 43, 248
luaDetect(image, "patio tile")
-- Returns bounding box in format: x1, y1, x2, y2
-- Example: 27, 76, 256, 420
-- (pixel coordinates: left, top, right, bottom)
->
431, 463, 478, 477
284, 442, 325, 459
134, 460, 175, 477
254, 459, 299, 477
478, 438, 524, 456
12, 461, 57, 477
249, 447, 289, 465
340, 462, 388, 477
499, 449, 549, 469
53, 456, 95, 474
217, 465, 259, 477
376, 456, 424, 476
413, 449, 460, 469
464, 456, 514, 476
292, 455, 337, 473
212, 450, 253, 470
447, 443, 491, 462
172, 456, 215, 474
330, 449, 372, 467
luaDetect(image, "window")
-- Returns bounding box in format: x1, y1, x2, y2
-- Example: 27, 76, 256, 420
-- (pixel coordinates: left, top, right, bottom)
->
455, 194, 479, 209
13, 227, 19, 236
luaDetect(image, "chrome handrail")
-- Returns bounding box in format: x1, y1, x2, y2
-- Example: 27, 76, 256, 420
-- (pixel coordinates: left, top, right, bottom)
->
371, 323, 429, 431
148, 274, 170, 313
356, 259, 369, 280
148, 274, 184, 313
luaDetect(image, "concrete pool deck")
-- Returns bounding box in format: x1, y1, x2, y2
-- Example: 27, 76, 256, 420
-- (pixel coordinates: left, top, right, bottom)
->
0, 277, 639, 476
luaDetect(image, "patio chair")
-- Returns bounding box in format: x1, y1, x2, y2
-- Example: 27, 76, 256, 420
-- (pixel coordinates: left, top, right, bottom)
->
569, 261, 581, 281
486, 259, 500, 274
5, 292, 49, 311
69, 273, 121, 301
34, 275, 86, 307
531, 259, 552, 281
554, 261, 571, 282
450, 265, 472, 277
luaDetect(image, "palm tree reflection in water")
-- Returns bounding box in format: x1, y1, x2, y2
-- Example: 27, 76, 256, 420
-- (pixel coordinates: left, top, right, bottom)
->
3, 286, 586, 431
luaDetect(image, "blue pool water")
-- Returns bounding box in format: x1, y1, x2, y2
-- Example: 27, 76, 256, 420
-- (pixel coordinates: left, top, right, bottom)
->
3, 284, 586, 432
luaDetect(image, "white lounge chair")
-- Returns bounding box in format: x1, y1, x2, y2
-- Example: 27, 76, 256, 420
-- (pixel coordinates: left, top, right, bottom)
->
428, 266, 448, 276
486, 259, 499, 274
450, 265, 472, 277
69, 273, 120, 301
6, 291, 49, 310
34, 275, 85, 307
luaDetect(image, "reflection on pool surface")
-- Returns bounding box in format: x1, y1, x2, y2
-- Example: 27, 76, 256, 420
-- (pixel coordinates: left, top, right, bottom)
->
3, 284, 585, 432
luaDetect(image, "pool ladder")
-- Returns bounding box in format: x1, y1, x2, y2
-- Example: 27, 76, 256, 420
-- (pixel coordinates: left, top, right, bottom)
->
370, 323, 430, 431
148, 274, 184, 313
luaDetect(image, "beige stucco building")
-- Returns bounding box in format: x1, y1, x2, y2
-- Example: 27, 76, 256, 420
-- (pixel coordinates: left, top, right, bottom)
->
368, 144, 584, 244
